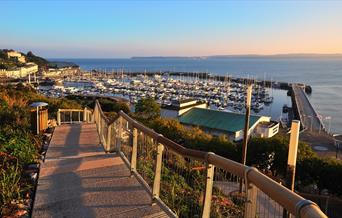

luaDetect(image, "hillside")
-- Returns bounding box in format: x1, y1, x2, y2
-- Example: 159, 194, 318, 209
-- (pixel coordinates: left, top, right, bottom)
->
0, 49, 49, 70
25, 51, 49, 68
1, 49, 81, 70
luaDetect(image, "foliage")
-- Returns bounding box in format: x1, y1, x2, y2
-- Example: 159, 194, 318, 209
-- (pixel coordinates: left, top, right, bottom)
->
25, 51, 49, 69
0, 160, 22, 209
0, 49, 49, 70
133, 127, 243, 217
97, 98, 130, 113
66, 95, 130, 114
211, 187, 244, 218
0, 131, 38, 166
0, 49, 22, 70
135, 97, 160, 120
132, 100, 342, 198
0, 84, 83, 118
0, 84, 75, 216
297, 157, 342, 196
139, 117, 239, 161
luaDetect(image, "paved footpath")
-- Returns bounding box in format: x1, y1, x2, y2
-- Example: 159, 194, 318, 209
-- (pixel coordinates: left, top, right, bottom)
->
32, 123, 168, 218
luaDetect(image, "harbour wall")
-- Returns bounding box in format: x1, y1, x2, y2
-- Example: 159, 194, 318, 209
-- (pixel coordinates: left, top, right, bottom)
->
88, 70, 313, 92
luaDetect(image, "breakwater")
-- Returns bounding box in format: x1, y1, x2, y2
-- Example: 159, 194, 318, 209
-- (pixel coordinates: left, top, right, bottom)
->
86, 70, 312, 92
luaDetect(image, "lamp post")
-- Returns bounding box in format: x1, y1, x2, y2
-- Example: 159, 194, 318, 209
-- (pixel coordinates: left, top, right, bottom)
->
308, 116, 313, 131
323, 116, 332, 134
29, 102, 48, 135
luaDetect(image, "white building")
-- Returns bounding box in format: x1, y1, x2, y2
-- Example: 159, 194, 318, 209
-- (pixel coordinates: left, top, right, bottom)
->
6, 51, 26, 63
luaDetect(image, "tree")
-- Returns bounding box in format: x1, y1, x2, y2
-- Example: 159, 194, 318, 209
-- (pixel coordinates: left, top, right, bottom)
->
135, 98, 160, 120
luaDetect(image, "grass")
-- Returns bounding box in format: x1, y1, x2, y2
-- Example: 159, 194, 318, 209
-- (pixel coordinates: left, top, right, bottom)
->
0, 160, 22, 208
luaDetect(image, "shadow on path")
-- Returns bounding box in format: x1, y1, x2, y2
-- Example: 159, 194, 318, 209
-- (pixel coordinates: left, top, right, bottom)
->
32, 123, 167, 217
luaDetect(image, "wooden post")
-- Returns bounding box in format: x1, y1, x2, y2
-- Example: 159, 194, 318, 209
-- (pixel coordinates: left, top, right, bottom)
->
116, 117, 122, 153
70, 111, 72, 124
152, 143, 164, 200
202, 162, 215, 218
287, 120, 300, 190
36, 107, 39, 134
98, 112, 101, 135
130, 128, 138, 174
283, 120, 300, 218
83, 108, 87, 122
106, 124, 112, 152
244, 182, 257, 218
57, 109, 61, 125
240, 84, 253, 192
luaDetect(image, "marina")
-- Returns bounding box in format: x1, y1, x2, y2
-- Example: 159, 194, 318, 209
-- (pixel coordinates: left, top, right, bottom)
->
38, 71, 292, 123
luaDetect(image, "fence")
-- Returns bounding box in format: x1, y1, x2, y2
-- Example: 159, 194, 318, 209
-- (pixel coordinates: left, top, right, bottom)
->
56, 108, 93, 125
60, 100, 328, 218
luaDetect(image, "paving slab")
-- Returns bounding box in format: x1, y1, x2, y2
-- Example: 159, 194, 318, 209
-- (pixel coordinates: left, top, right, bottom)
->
32, 123, 169, 218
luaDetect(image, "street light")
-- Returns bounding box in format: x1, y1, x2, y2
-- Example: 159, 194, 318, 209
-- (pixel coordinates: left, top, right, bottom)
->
303, 115, 313, 131
29, 102, 48, 135
323, 116, 332, 134
317, 113, 332, 134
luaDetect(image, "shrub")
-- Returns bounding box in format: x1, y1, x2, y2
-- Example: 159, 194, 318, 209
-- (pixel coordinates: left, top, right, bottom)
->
135, 97, 160, 120
0, 160, 22, 211
0, 131, 38, 166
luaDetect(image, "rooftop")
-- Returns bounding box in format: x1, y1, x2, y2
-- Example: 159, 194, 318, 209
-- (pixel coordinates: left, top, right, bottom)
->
162, 100, 206, 110
179, 108, 263, 133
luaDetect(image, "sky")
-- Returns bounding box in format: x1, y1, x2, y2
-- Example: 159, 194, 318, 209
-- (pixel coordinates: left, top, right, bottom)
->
1, 0, 342, 58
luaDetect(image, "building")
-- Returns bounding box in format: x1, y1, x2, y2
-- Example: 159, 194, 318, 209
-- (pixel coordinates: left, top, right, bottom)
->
179, 108, 279, 141
0, 62, 38, 78
161, 99, 208, 118
42, 68, 62, 77
42, 67, 80, 78
254, 121, 279, 138
6, 51, 26, 63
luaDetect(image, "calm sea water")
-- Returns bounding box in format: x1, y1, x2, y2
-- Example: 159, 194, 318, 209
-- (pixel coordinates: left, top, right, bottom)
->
51, 57, 342, 133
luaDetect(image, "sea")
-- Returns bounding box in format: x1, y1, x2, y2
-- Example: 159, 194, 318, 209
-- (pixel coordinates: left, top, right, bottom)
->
50, 57, 342, 134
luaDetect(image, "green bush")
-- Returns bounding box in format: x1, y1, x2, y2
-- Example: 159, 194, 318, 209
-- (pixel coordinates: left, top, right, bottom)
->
0, 160, 22, 210
0, 131, 37, 166
98, 98, 130, 113
135, 97, 160, 120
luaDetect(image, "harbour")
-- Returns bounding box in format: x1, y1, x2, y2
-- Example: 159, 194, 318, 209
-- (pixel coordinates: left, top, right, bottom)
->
52, 57, 341, 133
38, 71, 293, 125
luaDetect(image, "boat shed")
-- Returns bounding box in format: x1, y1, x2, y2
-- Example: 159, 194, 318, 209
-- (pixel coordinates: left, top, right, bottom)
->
179, 108, 274, 141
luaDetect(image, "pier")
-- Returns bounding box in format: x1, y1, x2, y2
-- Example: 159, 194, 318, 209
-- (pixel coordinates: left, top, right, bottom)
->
292, 84, 324, 132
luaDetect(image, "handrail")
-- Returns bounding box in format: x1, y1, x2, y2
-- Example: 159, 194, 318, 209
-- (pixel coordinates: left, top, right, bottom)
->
119, 111, 208, 161
56, 107, 93, 125
57, 108, 84, 112
89, 100, 327, 218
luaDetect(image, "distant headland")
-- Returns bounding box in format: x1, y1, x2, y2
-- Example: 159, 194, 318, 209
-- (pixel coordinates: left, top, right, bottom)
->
131, 53, 342, 60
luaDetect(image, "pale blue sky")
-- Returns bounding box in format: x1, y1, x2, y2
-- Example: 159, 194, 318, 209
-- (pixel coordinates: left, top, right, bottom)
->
1, 0, 342, 58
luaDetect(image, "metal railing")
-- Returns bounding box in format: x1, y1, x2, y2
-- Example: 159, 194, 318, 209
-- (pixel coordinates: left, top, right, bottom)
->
57, 108, 93, 125
67, 100, 328, 218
